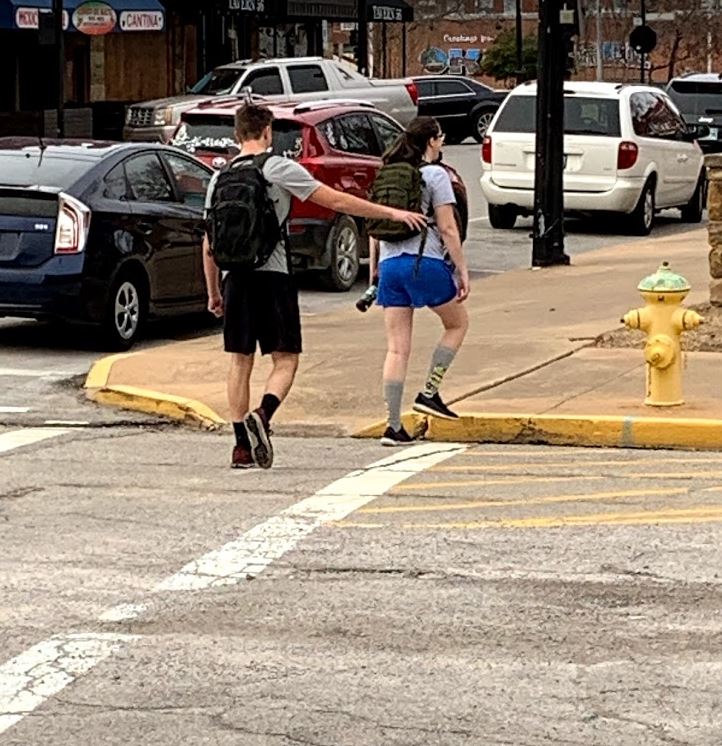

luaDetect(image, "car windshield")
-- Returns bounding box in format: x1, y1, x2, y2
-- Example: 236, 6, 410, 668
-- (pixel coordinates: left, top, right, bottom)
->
171, 116, 305, 160
190, 68, 245, 96
493, 95, 622, 136
667, 80, 722, 117
0, 152, 92, 188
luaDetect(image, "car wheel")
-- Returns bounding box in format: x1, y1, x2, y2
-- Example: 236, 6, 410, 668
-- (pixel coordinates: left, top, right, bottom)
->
321, 216, 360, 291
488, 204, 517, 230
627, 179, 655, 236
472, 107, 497, 143
680, 173, 706, 223
102, 270, 147, 350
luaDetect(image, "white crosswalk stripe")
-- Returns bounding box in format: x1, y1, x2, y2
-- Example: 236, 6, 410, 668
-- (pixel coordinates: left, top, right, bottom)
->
0, 428, 70, 455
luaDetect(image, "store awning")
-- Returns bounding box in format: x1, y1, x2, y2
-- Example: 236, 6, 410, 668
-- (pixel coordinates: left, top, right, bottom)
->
367, 0, 413, 23
0, 0, 165, 32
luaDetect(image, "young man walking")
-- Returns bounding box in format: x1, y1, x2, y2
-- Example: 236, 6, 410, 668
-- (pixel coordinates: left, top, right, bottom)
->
203, 103, 426, 470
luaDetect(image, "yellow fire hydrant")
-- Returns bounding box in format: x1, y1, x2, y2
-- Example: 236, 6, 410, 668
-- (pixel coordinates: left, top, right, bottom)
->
622, 262, 703, 407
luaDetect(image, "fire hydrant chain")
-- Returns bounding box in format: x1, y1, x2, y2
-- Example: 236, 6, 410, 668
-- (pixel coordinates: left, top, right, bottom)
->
622, 261, 703, 407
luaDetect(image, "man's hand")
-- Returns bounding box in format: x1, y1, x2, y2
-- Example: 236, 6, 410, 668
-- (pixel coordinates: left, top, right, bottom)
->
456, 266, 470, 303
208, 293, 224, 318
391, 209, 427, 232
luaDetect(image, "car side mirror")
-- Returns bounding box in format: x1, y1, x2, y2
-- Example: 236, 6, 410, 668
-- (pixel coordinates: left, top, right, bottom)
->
686, 124, 710, 140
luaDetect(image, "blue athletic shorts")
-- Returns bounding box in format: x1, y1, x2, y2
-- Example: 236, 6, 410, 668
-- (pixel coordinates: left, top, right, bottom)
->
377, 254, 457, 309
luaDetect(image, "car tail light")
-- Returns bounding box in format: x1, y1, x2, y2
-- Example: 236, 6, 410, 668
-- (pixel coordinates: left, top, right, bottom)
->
405, 81, 419, 106
481, 136, 492, 164
54, 193, 91, 255
617, 141, 639, 170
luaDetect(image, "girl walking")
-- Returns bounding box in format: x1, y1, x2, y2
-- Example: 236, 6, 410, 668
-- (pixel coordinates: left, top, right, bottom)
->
369, 117, 470, 446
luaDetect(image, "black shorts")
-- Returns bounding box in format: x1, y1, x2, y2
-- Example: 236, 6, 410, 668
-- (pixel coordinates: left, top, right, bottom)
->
222, 271, 302, 355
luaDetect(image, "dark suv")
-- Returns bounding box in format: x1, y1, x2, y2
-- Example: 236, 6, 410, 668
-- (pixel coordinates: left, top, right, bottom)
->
171, 99, 469, 291
414, 76, 509, 144
666, 73, 722, 153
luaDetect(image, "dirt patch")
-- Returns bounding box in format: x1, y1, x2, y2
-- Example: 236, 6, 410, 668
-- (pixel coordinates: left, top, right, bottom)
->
595, 303, 722, 353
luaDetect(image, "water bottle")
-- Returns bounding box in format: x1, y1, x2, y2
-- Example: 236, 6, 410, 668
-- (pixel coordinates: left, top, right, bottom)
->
355, 284, 378, 313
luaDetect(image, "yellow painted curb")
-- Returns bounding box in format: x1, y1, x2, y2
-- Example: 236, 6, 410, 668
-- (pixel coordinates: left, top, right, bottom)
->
355, 412, 722, 451
84, 352, 137, 390
87, 385, 226, 430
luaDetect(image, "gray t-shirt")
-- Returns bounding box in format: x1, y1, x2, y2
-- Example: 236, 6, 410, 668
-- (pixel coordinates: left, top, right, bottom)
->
378, 164, 456, 264
205, 153, 321, 274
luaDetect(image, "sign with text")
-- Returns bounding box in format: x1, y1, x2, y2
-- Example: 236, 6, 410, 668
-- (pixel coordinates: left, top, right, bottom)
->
72, 1, 117, 35
15, 8, 69, 30
366, 2, 413, 22
119, 10, 164, 31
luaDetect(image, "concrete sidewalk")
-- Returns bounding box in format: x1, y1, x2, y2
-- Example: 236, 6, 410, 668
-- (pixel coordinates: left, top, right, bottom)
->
85, 228, 722, 448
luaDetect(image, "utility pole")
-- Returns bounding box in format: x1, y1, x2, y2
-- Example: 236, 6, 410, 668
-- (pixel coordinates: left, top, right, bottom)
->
356, 0, 368, 76
596, 0, 603, 81
515, 0, 523, 80
53, 0, 64, 137
531, 0, 573, 267
639, 0, 646, 84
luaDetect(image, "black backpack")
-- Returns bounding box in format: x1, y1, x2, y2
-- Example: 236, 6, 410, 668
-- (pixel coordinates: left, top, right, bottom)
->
366, 162, 429, 243
206, 153, 282, 271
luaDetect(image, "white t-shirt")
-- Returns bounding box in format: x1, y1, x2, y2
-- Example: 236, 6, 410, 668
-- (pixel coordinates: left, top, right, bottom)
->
205, 153, 321, 274
378, 164, 456, 264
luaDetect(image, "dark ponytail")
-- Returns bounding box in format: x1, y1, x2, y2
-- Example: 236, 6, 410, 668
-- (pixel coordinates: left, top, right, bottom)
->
383, 116, 441, 166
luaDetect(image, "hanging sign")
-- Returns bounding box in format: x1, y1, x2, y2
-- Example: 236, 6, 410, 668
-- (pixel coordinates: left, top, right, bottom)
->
15, 8, 69, 29
119, 10, 164, 31
72, 1, 117, 35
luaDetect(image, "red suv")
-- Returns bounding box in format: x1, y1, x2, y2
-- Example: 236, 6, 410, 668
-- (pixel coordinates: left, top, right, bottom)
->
171, 99, 468, 291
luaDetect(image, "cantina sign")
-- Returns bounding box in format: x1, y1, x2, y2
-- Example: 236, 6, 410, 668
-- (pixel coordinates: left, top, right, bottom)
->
72, 1, 117, 35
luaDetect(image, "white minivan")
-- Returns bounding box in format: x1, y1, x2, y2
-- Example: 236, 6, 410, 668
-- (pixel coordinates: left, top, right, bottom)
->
480, 81, 706, 235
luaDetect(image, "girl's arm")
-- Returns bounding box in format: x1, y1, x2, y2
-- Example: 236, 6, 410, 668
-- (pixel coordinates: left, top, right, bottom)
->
368, 236, 379, 286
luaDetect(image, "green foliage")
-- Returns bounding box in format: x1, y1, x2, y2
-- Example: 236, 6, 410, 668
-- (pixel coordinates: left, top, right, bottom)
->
481, 31, 538, 81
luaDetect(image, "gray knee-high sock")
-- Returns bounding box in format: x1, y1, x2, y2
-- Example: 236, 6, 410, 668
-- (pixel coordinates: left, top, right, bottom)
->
423, 345, 457, 397
384, 380, 404, 431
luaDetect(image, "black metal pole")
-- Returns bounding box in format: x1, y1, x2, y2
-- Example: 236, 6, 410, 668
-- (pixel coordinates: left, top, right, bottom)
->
357, 0, 368, 75
53, 0, 64, 137
640, 0, 646, 83
532, 0, 570, 267
515, 0, 523, 80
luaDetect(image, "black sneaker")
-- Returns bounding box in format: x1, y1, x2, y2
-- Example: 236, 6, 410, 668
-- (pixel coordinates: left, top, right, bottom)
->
244, 408, 274, 469
380, 426, 415, 447
413, 392, 459, 420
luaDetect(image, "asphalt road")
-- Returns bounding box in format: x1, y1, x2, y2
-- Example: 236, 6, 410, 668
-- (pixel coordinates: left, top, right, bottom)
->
0, 142, 719, 744
2, 430, 721, 744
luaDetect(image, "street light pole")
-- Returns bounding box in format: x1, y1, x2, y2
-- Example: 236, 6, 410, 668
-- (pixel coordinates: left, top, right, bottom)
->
53, 0, 64, 137
357, 0, 368, 76
531, 0, 571, 267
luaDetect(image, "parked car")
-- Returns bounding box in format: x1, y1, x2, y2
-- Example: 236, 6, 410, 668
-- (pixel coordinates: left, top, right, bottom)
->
0, 138, 213, 349
415, 75, 508, 144
480, 81, 706, 235
666, 73, 722, 153
124, 57, 419, 142
170, 99, 469, 290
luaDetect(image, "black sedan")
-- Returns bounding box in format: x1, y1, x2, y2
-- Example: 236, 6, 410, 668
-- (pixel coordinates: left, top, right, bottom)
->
414, 76, 509, 144
0, 139, 212, 349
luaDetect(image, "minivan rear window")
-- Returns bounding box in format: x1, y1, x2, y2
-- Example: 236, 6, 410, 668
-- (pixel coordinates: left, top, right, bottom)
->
493, 96, 622, 136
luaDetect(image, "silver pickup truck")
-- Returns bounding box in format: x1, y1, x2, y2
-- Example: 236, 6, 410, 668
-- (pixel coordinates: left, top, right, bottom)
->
124, 56, 419, 142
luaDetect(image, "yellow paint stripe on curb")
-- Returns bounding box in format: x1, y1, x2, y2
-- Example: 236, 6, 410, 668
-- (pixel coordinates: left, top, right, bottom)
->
84, 353, 137, 390
392, 475, 604, 491
352, 412, 722, 451
87, 385, 225, 430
